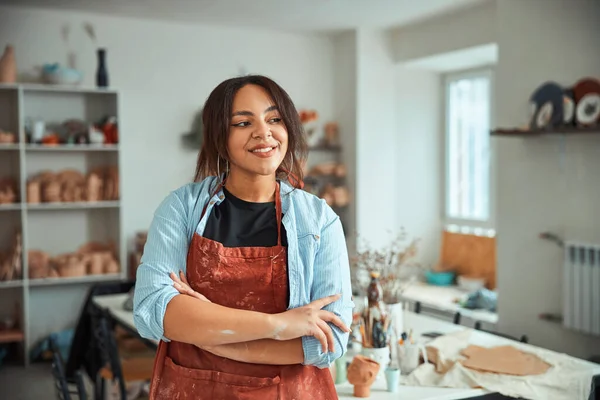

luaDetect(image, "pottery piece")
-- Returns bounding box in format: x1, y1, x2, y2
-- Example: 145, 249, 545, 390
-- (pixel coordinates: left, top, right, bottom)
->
347, 355, 380, 398
0, 178, 17, 204
0, 130, 16, 143
27, 180, 41, 204
0, 45, 16, 83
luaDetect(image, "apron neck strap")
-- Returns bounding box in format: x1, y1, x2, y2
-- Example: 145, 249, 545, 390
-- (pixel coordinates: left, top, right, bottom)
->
274, 182, 283, 247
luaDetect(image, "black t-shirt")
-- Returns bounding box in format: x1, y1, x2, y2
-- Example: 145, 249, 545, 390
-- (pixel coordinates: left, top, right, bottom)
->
203, 186, 288, 248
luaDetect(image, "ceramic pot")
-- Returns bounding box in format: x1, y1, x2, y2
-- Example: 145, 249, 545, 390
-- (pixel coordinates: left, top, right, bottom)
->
0, 45, 16, 83
347, 355, 380, 398
361, 346, 390, 379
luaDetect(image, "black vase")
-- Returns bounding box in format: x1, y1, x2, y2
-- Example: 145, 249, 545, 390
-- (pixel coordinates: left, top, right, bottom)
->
96, 48, 109, 88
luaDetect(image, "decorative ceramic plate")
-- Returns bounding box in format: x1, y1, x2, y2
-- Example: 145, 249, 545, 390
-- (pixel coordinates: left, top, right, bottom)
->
573, 78, 600, 126
529, 81, 564, 129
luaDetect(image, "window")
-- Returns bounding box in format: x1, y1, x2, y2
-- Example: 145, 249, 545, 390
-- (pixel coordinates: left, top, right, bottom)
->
444, 69, 493, 232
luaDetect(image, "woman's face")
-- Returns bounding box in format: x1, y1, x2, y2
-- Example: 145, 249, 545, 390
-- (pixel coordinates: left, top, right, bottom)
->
227, 84, 288, 178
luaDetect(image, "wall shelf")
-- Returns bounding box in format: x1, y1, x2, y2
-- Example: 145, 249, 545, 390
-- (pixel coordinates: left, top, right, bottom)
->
0, 329, 25, 344
0, 204, 22, 211
0, 144, 20, 151
28, 273, 122, 287
0, 280, 23, 289
491, 125, 600, 137
25, 144, 119, 152
26, 201, 120, 210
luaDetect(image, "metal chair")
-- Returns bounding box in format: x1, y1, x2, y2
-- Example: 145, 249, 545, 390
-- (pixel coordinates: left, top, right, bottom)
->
49, 336, 88, 400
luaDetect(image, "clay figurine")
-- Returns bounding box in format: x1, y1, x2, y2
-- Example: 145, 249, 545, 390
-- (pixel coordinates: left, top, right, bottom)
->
0, 45, 17, 83
347, 355, 381, 398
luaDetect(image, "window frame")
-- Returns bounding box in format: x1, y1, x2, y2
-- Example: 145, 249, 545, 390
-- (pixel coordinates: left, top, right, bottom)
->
442, 67, 495, 233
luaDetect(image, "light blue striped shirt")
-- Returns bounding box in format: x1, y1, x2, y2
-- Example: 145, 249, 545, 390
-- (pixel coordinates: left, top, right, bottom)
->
133, 176, 354, 369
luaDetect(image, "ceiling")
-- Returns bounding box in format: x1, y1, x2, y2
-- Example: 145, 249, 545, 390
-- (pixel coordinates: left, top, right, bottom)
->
1, 0, 484, 33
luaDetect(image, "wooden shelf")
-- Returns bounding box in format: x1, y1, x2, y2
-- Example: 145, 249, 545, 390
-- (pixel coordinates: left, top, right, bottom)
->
27, 201, 120, 210
0, 203, 22, 211
29, 273, 123, 287
0, 329, 24, 343
491, 125, 600, 137
308, 144, 342, 152
0, 82, 118, 95
0, 280, 23, 289
25, 144, 119, 152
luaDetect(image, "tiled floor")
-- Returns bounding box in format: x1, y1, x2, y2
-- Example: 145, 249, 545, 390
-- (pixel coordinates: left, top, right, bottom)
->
0, 363, 57, 400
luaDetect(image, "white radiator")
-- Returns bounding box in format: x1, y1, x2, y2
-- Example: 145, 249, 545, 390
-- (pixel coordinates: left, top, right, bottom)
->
563, 242, 600, 336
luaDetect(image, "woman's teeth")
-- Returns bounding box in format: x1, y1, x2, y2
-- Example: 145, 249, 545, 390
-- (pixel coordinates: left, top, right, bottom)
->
252, 147, 275, 153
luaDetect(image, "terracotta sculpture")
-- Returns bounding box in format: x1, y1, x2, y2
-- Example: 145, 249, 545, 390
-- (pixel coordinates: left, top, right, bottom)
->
28, 250, 50, 279
0, 178, 17, 204
27, 166, 119, 204
347, 355, 381, 398
86, 172, 102, 202
26, 179, 39, 203
324, 122, 339, 146
0, 231, 22, 281
0, 130, 16, 144
0, 45, 16, 83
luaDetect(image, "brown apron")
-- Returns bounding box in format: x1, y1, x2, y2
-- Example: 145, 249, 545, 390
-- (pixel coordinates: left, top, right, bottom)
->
149, 182, 338, 400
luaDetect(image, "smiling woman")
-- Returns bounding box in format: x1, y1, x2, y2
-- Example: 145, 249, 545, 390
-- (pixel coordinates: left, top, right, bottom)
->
133, 75, 354, 400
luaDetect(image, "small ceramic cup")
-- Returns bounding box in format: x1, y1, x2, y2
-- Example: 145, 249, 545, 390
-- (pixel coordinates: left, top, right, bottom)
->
384, 367, 400, 393
397, 343, 428, 375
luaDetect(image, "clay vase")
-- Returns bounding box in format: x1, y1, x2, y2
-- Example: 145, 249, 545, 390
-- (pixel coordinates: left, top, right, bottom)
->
347, 355, 380, 398
0, 45, 16, 83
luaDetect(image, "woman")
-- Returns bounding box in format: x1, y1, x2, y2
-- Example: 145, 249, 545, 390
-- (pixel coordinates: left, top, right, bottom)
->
133, 75, 354, 399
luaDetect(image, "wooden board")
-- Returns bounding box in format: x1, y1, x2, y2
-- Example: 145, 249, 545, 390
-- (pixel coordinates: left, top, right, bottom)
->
0, 329, 24, 343
440, 231, 496, 289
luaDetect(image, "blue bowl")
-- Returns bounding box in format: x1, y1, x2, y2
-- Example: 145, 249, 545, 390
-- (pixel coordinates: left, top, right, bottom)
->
425, 270, 456, 286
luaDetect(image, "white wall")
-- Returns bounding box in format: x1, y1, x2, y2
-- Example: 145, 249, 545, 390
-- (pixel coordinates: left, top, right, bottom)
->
0, 5, 335, 248
494, 0, 600, 359
0, 4, 335, 351
394, 67, 442, 269
332, 31, 357, 250
352, 28, 443, 268
355, 29, 398, 249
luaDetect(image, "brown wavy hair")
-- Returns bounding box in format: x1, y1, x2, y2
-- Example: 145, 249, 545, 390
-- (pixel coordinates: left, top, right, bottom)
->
194, 75, 307, 189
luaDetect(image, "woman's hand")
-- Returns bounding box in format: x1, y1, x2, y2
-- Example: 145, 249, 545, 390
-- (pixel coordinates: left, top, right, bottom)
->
269, 294, 350, 353
169, 271, 211, 302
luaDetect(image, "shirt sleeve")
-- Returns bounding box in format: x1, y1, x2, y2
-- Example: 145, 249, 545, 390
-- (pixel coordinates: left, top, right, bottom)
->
301, 211, 354, 368
133, 191, 190, 342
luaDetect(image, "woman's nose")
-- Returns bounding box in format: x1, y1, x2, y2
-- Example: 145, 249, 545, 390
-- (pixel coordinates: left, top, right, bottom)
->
253, 121, 272, 139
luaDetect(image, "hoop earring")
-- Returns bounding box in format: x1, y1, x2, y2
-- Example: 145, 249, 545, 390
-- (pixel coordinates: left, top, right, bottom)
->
283, 152, 293, 182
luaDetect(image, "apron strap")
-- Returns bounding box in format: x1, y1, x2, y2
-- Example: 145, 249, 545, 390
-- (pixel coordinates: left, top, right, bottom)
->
274, 182, 283, 247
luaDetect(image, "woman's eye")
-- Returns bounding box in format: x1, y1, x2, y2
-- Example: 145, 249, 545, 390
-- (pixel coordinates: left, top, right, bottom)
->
269, 118, 282, 124
232, 121, 250, 127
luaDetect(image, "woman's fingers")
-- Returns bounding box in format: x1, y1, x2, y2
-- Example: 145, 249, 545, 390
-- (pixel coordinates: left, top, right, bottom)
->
170, 271, 211, 302
312, 324, 329, 354
319, 311, 351, 333
316, 319, 335, 353
179, 270, 190, 286
309, 294, 341, 310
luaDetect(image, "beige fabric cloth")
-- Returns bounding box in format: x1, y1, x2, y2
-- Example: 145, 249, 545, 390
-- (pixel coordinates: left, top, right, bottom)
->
406, 330, 594, 400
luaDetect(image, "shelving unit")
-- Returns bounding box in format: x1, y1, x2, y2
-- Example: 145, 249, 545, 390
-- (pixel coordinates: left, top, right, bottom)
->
304, 139, 350, 235
0, 84, 125, 365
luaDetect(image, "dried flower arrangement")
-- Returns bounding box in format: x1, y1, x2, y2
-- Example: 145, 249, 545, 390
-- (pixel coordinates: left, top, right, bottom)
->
350, 228, 422, 304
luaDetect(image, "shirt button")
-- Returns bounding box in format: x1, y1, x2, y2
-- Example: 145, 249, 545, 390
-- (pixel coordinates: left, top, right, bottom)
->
314, 235, 320, 240
209, 201, 215, 205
